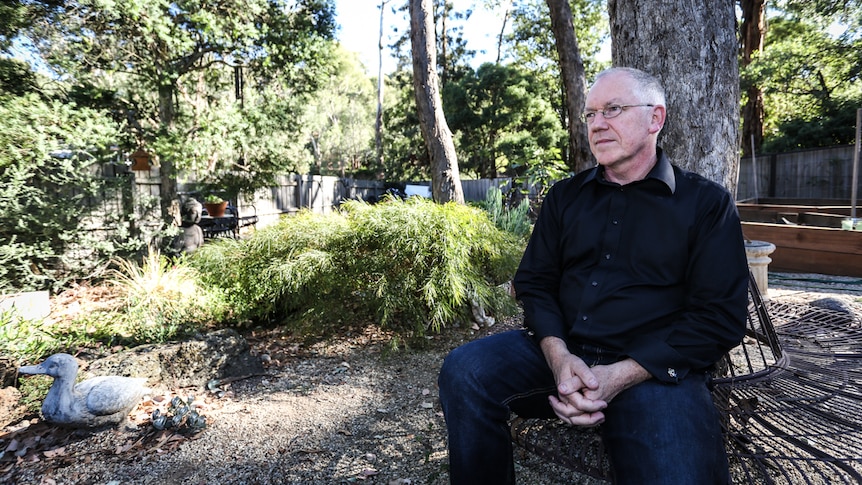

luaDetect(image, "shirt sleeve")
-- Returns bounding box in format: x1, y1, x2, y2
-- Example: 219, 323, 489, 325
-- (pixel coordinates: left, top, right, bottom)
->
513, 181, 570, 343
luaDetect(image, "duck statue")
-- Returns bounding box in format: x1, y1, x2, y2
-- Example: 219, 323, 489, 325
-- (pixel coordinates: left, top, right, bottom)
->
18, 353, 149, 428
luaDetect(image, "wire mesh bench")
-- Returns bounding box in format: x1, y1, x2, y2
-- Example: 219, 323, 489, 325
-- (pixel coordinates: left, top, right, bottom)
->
510, 274, 862, 484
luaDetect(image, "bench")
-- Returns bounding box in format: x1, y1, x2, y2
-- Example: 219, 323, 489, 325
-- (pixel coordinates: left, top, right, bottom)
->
199, 205, 259, 239
510, 274, 862, 484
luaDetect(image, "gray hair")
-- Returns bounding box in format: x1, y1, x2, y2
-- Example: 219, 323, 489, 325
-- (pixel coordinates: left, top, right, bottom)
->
594, 67, 666, 106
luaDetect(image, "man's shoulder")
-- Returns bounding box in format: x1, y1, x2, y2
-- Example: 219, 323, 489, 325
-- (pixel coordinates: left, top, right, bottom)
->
672, 165, 732, 198
550, 168, 594, 192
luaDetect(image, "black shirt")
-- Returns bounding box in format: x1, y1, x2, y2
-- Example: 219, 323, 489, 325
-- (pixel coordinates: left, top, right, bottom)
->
514, 148, 749, 384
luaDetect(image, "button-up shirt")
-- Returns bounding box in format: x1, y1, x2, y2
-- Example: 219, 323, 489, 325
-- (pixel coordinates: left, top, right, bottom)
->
514, 148, 749, 383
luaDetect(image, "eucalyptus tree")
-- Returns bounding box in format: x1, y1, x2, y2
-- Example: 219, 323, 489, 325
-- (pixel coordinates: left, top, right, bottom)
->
507, 0, 606, 174
303, 47, 378, 177
409, 0, 465, 204
609, 0, 740, 191
739, 0, 767, 157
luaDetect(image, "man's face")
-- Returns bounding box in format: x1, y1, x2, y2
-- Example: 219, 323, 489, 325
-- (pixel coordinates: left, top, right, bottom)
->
583, 72, 662, 171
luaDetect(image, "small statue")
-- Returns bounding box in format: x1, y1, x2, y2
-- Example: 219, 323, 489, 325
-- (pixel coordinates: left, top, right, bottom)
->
18, 353, 149, 428
172, 198, 204, 254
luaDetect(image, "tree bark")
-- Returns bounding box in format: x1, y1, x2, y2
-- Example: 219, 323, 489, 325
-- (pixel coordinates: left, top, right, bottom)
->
545, 0, 592, 173
408, 0, 465, 204
376, 0, 388, 172
740, 0, 766, 158
608, 0, 740, 194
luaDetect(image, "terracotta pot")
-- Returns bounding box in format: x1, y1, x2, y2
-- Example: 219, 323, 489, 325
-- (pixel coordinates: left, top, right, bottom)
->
204, 201, 228, 217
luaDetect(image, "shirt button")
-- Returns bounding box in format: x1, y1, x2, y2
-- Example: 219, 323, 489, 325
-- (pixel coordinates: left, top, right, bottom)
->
668, 368, 677, 378
591, 281, 598, 286
604, 254, 611, 260
582, 316, 588, 321
612, 220, 619, 225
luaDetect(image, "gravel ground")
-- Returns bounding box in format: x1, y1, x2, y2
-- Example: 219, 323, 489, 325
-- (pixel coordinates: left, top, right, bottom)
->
2, 271, 860, 485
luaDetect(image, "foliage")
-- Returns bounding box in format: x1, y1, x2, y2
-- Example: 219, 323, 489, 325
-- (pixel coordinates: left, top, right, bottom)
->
381, 70, 432, 181
476, 186, 532, 239
302, 46, 378, 176
190, 197, 523, 336
512, 145, 570, 210
0, 310, 63, 364
445, 62, 567, 179
107, 247, 228, 343
17, 0, 340, 204
743, 11, 862, 151
0, 92, 141, 292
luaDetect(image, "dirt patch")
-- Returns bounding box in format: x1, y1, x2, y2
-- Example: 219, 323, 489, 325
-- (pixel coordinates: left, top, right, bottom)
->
2, 317, 590, 485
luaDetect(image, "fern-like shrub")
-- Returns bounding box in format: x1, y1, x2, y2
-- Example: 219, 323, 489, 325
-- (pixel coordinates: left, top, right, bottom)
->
191, 197, 524, 336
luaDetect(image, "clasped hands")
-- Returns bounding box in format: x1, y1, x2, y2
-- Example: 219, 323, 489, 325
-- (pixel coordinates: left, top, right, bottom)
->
540, 337, 650, 427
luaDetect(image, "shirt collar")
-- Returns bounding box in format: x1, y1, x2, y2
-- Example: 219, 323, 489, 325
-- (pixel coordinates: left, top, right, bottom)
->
581, 147, 676, 194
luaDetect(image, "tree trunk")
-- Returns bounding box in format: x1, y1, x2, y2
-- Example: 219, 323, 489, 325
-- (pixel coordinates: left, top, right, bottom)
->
376, 0, 388, 172
608, 0, 740, 194
545, 0, 592, 173
158, 82, 180, 226
740, 0, 766, 158
408, 0, 465, 204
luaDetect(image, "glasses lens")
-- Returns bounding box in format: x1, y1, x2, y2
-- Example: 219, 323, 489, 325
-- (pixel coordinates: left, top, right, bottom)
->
603, 105, 623, 119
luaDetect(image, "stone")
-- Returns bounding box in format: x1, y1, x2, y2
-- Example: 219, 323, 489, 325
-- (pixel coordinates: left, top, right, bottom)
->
0, 355, 19, 387
85, 328, 265, 390
0, 386, 25, 428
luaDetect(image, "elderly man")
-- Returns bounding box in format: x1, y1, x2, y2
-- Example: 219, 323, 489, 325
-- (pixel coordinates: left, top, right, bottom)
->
438, 67, 749, 484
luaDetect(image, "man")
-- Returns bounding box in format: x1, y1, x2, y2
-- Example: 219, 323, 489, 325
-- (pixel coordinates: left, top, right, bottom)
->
438, 67, 749, 484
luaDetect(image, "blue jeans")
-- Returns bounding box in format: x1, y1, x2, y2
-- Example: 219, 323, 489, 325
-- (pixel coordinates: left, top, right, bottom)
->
437, 330, 730, 485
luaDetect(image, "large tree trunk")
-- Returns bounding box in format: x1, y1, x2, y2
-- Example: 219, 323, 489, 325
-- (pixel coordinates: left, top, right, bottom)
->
740, 0, 766, 158
545, 0, 592, 174
408, 0, 464, 204
608, 0, 740, 194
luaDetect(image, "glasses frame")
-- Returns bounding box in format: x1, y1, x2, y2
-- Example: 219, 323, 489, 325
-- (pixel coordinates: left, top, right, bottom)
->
581, 104, 655, 124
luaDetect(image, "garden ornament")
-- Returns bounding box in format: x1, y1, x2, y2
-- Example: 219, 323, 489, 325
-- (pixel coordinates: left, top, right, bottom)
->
18, 353, 149, 428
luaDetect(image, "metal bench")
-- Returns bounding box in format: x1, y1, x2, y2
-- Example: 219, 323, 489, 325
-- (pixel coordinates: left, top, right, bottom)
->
199, 204, 258, 239
510, 274, 862, 484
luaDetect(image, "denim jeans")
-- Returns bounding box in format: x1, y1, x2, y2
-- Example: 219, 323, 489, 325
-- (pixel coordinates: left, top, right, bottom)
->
437, 330, 730, 485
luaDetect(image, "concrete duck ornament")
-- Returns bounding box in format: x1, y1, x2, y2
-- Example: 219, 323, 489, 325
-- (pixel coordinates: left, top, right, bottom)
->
18, 353, 149, 428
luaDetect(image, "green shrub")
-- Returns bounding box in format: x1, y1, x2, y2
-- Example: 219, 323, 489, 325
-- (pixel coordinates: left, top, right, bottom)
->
191, 197, 524, 336
0, 93, 139, 293
477, 186, 532, 239
107, 247, 229, 342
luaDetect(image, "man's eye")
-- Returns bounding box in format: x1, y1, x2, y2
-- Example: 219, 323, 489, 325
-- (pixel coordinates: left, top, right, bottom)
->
584, 112, 596, 119
606, 105, 622, 115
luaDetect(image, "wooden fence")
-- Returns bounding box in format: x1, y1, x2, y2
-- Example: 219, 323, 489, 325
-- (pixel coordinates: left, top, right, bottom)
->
92, 143, 861, 239
737, 144, 860, 201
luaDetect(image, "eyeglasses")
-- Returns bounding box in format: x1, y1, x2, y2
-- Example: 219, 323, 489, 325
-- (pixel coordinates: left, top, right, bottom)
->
581, 104, 655, 124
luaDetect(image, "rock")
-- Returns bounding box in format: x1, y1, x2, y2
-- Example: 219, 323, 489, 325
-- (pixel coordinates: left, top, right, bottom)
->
85, 328, 264, 390
0, 386, 26, 428
0, 355, 19, 387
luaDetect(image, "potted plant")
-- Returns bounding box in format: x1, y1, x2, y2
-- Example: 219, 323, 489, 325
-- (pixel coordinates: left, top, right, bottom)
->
203, 194, 228, 217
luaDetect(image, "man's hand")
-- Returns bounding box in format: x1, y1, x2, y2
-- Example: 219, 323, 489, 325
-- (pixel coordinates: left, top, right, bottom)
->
540, 337, 606, 426
540, 337, 653, 427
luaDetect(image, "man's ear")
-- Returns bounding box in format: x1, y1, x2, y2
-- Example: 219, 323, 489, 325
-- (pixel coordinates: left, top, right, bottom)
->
649, 105, 667, 134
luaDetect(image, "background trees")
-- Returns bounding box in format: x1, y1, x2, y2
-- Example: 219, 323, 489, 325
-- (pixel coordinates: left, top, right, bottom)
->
2, 0, 860, 292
